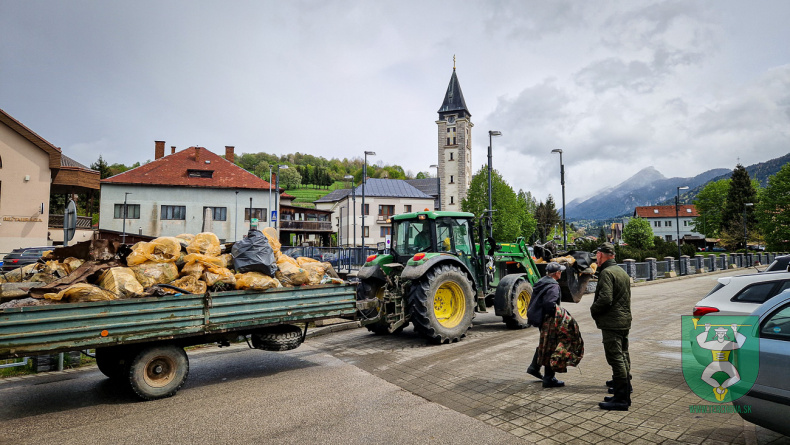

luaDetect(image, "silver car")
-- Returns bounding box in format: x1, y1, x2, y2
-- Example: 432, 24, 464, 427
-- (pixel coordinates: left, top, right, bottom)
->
693, 271, 790, 317
732, 289, 790, 436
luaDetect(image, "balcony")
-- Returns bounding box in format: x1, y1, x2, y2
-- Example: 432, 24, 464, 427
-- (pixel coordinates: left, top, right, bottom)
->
279, 220, 333, 232
376, 215, 394, 224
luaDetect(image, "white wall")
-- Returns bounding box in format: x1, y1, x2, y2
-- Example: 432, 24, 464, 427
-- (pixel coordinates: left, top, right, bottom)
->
335, 195, 434, 247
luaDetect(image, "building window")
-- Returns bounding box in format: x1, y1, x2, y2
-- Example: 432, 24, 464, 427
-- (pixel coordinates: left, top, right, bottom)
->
665, 221, 672, 227
450, 175, 454, 184
684, 220, 689, 226
653, 221, 661, 227
378, 205, 395, 218
114, 204, 140, 219
161, 205, 186, 220
665, 235, 673, 241
244, 208, 268, 222
449, 152, 454, 161
187, 169, 213, 178
204, 207, 227, 221
404, 205, 412, 213
381, 226, 391, 237
447, 137, 450, 145
450, 196, 454, 204
363, 226, 369, 237
452, 137, 456, 145
363, 204, 369, 215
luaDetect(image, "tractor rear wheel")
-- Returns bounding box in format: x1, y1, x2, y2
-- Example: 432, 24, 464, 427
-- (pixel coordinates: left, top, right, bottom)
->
503, 280, 532, 329
408, 264, 475, 344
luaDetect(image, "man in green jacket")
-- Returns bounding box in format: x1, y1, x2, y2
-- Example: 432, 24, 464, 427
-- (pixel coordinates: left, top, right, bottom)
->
590, 242, 632, 411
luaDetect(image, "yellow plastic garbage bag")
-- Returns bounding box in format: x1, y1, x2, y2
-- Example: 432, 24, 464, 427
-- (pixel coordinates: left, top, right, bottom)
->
42, 260, 70, 278
163, 275, 207, 295
275, 260, 309, 287
235, 272, 281, 291
175, 233, 195, 243
180, 261, 205, 278
99, 267, 144, 298
62, 257, 84, 274
296, 256, 319, 267
130, 261, 179, 288
3, 263, 38, 283
262, 227, 281, 255
302, 262, 327, 285
45, 283, 118, 302
203, 266, 236, 287
183, 253, 226, 269
186, 232, 221, 256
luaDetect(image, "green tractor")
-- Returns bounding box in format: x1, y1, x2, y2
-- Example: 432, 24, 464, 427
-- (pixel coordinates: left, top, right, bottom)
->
356, 210, 595, 344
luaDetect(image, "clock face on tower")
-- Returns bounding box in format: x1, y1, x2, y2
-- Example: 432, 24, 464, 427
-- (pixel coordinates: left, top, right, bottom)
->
447, 116, 456, 124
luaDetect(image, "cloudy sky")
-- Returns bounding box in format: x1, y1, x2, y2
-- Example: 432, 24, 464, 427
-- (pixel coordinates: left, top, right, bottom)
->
2, 1, 789, 204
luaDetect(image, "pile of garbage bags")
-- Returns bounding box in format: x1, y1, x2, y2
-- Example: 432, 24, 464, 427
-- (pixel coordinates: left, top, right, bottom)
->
0, 228, 343, 307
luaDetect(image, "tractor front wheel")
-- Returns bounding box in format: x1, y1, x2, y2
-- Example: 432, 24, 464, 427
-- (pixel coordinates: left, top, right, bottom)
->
408, 264, 475, 344
503, 280, 532, 329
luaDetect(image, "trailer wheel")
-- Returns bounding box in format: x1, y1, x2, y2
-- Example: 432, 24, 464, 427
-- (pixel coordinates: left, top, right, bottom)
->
128, 345, 189, 400
95, 347, 131, 380
503, 280, 532, 329
251, 325, 303, 351
408, 264, 475, 344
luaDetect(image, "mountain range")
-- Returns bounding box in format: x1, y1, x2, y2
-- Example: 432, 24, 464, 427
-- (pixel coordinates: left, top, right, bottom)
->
564, 153, 790, 222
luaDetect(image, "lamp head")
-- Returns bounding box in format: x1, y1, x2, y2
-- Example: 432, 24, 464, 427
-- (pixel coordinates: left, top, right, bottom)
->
429, 164, 438, 169
344, 175, 353, 180
678, 186, 689, 191
489, 130, 502, 137
551, 149, 563, 154
279, 164, 289, 169
745, 203, 754, 207
365, 151, 376, 156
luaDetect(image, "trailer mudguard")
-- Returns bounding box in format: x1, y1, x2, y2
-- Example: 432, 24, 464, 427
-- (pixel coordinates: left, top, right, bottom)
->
357, 264, 387, 281
494, 273, 527, 317
401, 255, 477, 290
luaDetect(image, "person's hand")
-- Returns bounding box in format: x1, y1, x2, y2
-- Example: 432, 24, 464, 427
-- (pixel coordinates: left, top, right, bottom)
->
731, 323, 738, 333
705, 323, 711, 332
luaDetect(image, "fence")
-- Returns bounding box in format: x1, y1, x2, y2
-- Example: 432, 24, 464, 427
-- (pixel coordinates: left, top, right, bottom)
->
616, 252, 787, 282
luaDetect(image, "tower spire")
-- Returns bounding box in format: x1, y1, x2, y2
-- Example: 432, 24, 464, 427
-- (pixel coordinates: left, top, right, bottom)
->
453, 54, 456, 70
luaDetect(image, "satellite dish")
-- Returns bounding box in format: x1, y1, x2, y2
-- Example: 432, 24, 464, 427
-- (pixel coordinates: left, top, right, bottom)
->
64, 199, 77, 244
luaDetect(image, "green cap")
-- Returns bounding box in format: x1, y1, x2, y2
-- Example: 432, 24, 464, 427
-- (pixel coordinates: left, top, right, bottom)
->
595, 242, 615, 255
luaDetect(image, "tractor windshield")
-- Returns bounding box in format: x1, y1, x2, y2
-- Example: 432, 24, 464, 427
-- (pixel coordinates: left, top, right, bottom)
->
392, 219, 432, 257
435, 217, 474, 256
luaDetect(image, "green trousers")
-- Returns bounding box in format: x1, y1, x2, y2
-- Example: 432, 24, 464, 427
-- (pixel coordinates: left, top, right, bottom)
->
601, 329, 631, 380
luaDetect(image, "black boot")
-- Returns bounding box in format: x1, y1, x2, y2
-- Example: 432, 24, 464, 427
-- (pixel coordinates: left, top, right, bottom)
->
603, 395, 632, 406
526, 350, 543, 380
607, 381, 633, 394
599, 378, 630, 411
542, 368, 564, 388
607, 374, 632, 393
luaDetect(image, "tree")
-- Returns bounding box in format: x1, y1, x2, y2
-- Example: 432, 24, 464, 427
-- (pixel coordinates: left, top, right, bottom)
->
598, 227, 607, 242
692, 179, 730, 237
278, 167, 302, 189
721, 164, 758, 249
622, 217, 654, 250
516, 190, 538, 242
461, 166, 532, 242
90, 155, 113, 179
756, 164, 790, 251
534, 195, 561, 243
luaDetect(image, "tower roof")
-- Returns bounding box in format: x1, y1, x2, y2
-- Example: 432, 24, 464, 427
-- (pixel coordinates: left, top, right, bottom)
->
437, 68, 470, 117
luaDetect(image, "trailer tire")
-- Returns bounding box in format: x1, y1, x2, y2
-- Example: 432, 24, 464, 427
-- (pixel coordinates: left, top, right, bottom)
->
251, 325, 303, 351
502, 280, 532, 329
408, 264, 474, 344
128, 345, 189, 400
96, 347, 131, 380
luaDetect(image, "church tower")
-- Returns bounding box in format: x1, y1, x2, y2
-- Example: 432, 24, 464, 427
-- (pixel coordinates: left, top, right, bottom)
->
436, 62, 472, 212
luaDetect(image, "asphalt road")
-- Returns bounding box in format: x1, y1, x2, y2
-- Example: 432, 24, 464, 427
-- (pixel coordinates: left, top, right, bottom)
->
2, 269, 788, 444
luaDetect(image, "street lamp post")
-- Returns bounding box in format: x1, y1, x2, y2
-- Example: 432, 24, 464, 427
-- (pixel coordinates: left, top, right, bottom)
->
275, 165, 288, 232
743, 203, 754, 251
268, 165, 272, 228
676, 186, 689, 268
344, 175, 356, 251
122, 192, 132, 244
429, 164, 440, 211
487, 131, 502, 240
551, 149, 566, 250
362, 151, 375, 254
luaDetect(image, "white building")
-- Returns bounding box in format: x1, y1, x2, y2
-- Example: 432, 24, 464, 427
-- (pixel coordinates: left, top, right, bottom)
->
633, 205, 702, 243
99, 143, 276, 243
314, 178, 435, 248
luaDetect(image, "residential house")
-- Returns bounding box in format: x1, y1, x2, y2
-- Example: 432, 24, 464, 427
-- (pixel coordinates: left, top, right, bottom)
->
100, 142, 276, 243
633, 205, 703, 245
315, 178, 435, 248
0, 108, 98, 254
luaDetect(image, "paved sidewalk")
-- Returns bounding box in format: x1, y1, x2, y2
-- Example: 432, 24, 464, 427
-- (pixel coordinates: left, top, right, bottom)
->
309, 270, 789, 444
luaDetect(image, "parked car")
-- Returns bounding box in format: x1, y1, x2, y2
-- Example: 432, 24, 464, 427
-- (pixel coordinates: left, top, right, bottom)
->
732, 289, 790, 436
693, 271, 790, 318
282, 246, 338, 267
711, 246, 727, 252
762, 255, 790, 273
0, 246, 52, 273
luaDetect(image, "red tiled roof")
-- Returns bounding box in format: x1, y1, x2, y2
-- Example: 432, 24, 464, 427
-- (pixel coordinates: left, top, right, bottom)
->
280, 192, 296, 199
102, 146, 275, 190
634, 205, 699, 218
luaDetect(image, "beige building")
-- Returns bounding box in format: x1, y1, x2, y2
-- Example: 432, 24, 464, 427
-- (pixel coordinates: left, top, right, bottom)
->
314, 178, 435, 248
0, 108, 99, 255
436, 66, 473, 212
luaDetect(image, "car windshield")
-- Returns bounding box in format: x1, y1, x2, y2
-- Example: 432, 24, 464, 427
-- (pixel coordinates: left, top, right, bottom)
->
392, 219, 431, 256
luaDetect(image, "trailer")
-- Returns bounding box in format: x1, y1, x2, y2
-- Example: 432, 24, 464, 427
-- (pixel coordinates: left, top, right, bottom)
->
0, 284, 357, 400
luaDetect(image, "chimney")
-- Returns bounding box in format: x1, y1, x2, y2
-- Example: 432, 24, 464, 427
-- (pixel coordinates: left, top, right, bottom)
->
171, 146, 176, 155
155, 141, 165, 160
225, 146, 235, 163
194, 146, 201, 163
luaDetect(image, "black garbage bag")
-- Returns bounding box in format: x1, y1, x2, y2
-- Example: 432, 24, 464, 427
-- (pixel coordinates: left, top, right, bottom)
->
232, 230, 278, 277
